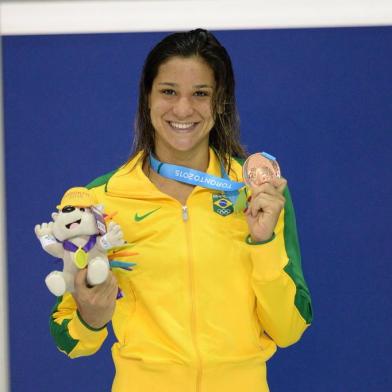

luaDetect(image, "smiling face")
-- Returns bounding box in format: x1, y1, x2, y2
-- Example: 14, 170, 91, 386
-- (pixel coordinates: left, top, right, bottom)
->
148, 56, 215, 161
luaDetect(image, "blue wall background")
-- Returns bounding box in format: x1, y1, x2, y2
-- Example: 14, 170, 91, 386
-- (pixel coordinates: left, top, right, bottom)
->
3, 27, 392, 391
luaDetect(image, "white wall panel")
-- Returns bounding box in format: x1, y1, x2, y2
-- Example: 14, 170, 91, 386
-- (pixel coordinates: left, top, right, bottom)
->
1, 0, 392, 35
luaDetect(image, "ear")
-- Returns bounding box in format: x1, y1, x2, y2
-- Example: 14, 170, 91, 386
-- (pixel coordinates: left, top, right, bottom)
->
51, 212, 59, 221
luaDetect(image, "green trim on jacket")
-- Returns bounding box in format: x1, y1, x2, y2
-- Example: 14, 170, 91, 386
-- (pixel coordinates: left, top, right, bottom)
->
282, 187, 313, 324
86, 170, 117, 191
49, 297, 79, 354
233, 156, 246, 166
76, 310, 107, 331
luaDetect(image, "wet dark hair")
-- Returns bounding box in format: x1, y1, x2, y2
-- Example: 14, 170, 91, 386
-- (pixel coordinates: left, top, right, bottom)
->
130, 28, 246, 172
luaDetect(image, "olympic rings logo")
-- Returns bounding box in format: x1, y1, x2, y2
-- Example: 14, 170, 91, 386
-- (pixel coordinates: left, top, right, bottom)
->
216, 208, 232, 216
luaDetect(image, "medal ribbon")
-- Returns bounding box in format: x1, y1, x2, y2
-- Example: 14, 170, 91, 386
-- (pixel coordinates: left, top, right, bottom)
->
149, 154, 246, 207
149, 154, 244, 191
62, 235, 97, 253
62, 235, 97, 269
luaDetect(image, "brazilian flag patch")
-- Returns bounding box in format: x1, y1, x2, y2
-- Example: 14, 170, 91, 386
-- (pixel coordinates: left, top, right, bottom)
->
212, 194, 234, 217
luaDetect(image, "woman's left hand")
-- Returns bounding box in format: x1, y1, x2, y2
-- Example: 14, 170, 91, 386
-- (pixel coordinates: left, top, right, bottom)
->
245, 178, 287, 242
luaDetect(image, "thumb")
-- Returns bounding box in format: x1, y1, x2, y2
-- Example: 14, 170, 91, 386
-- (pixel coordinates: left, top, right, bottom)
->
274, 177, 287, 193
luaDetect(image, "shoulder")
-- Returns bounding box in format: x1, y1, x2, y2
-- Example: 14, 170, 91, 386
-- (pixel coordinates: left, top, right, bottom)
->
86, 152, 144, 190
232, 156, 245, 166
85, 170, 118, 191
228, 155, 246, 182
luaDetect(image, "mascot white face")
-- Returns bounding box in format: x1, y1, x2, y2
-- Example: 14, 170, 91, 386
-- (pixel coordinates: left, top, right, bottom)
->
51, 206, 98, 241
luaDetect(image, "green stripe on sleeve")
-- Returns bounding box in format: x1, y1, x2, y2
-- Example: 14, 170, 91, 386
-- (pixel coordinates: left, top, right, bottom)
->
282, 187, 313, 324
49, 297, 79, 355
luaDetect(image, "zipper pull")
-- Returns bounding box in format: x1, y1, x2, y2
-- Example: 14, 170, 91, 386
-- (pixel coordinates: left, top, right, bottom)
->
182, 205, 188, 221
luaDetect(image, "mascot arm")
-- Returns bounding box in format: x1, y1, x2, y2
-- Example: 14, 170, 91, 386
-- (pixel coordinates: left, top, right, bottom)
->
97, 221, 125, 252
50, 293, 108, 358
34, 222, 64, 258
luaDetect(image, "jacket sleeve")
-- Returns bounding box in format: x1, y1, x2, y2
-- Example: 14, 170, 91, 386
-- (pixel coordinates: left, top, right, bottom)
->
49, 293, 108, 358
248, 186, 313, 348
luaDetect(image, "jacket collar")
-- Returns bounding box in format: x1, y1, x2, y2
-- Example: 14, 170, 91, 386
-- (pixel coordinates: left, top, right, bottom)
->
105, 148, 225, 199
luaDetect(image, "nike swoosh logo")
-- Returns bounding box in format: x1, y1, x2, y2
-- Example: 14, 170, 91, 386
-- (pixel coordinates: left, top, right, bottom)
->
134, 208, 161, 222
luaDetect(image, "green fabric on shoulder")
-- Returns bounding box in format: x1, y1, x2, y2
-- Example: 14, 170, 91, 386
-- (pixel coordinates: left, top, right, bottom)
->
86, 170, 117, 190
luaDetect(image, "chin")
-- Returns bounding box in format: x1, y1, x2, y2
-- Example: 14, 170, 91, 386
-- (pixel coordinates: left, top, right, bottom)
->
170, 143, 204, 155
166, 134, 209, 153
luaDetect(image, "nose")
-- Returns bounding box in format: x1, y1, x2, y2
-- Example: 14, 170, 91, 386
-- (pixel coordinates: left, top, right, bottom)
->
172, 96, 194, 118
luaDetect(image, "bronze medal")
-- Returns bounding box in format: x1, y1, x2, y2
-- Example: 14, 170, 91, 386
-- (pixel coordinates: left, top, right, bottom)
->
243, 152, 281, 188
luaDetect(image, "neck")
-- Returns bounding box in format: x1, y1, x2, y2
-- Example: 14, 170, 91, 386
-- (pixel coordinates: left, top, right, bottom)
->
154, 146, 210, 172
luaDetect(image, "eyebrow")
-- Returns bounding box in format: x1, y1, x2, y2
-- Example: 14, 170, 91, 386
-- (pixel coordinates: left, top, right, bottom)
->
157, 82, 213, 89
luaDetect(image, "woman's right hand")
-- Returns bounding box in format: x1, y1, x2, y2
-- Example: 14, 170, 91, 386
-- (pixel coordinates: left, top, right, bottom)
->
73, 268, 118, 329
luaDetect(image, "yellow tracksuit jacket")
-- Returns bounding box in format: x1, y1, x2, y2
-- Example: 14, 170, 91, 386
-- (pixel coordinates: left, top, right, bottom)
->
50, 149, 312, 392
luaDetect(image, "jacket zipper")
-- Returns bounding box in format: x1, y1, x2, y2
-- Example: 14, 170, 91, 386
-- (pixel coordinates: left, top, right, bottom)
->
182, 205, 189, 221
182, 204, 202, 392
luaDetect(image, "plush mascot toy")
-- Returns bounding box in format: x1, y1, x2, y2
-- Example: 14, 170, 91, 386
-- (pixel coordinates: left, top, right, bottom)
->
35, 187, 133, 296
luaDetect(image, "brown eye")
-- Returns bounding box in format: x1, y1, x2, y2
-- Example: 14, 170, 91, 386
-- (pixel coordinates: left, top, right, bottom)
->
161, 89, 176, 96
194, 91, 209, 97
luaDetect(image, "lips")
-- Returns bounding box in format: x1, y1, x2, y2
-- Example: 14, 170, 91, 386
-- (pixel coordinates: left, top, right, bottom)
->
66, 219, 81, 229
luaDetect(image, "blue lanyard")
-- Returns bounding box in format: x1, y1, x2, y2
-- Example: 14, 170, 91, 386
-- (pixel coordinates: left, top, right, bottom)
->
149, 154, 245, 205
149, 154, 244, 191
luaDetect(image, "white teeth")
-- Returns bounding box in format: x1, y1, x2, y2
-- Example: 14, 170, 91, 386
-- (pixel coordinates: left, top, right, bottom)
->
169, 122, 195, 129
